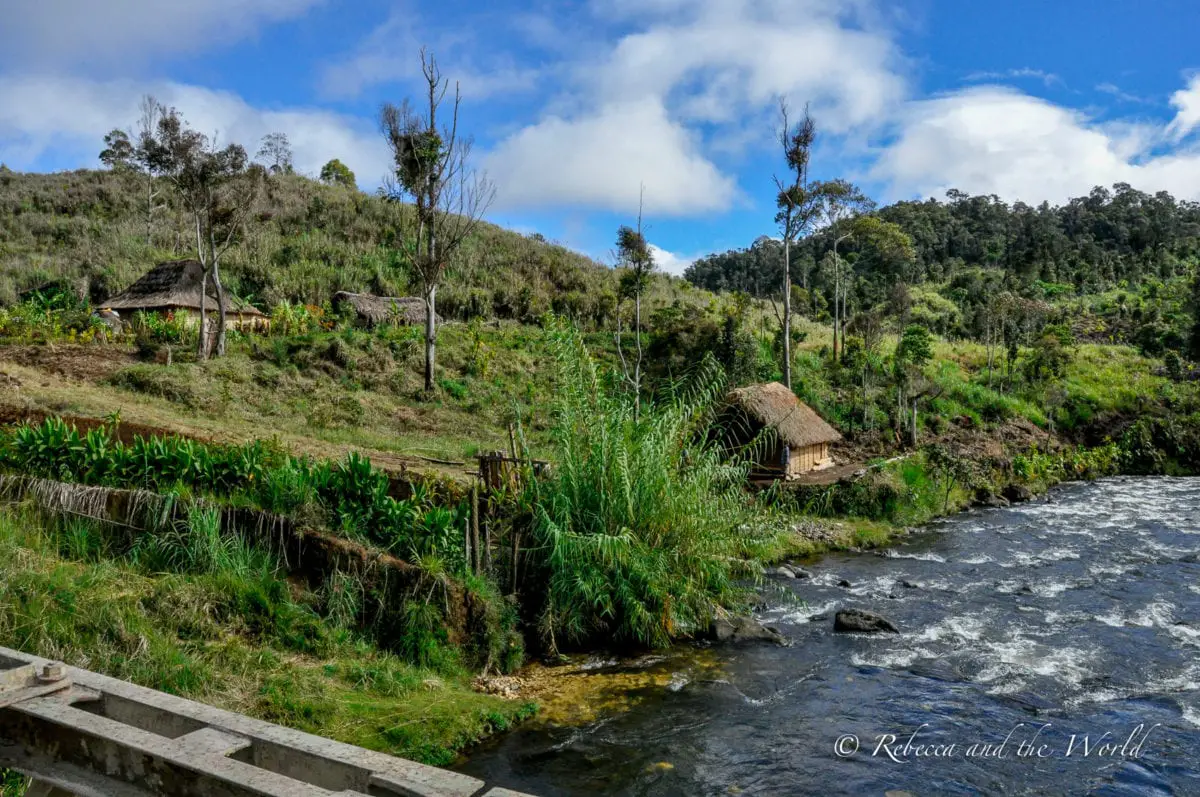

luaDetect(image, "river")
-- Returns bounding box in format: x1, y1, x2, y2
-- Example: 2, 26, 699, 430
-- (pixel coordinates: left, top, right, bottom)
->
458, 477, 1200, 796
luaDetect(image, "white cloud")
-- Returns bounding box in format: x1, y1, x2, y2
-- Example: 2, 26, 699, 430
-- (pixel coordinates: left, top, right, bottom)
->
1095, 82, 1151, 105
1166, 73, 1200, 141
872, 84, 1200, 204
963, 68, 1063, 89
483, 0, 907, 216
0, 75, 391, 189
484, 99, 736, 215
0, 0, 322, 69
649, 244, 698, 276
316, 8, 543, 100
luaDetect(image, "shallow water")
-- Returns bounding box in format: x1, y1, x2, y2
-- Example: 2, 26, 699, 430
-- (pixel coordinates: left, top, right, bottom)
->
458, 478, 1200, 795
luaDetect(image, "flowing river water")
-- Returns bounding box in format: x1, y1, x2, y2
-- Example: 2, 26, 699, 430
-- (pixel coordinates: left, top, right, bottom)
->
457, 477, 1200, 795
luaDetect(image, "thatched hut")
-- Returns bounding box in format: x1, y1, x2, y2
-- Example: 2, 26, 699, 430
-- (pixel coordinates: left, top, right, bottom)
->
723, 382, 841, 479
332, 292, 440, 328
101, 259, 264, 327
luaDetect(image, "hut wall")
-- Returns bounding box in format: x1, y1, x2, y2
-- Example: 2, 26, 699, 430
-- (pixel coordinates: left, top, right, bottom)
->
784, 442, 832, 477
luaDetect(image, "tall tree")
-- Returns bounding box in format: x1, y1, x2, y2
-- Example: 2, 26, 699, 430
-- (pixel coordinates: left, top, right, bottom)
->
813, 179, 874, 360
152, 105, 264, 359
257, 132, 294, 175
99, 94, 168, 245
380, 48, 495, 392
614, 189, 655, 418
773, 101, 821, 390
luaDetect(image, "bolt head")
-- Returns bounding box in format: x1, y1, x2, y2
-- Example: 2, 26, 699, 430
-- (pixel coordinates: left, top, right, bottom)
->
39, 662, 67, 682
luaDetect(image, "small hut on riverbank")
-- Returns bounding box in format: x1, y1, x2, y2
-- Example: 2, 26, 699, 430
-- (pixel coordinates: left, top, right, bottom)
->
723, 382, 841, 479
332, 292, 439, 328
101, 259, 264, 327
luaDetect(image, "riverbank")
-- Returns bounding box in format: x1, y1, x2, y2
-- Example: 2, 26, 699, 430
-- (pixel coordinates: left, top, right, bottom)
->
0, 505, 535, 768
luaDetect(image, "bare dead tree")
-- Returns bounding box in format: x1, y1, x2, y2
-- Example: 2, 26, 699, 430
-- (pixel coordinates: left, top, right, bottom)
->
614, 186, 654, 419
379, 49, 495, 392
99, 94, 168, 245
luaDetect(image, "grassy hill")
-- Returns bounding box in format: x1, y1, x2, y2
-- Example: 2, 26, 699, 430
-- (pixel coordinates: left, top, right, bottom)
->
0, 167, 706, 323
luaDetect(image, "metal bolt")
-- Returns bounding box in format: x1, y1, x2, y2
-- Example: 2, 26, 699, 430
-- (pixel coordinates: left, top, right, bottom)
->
38, 662, 67, 682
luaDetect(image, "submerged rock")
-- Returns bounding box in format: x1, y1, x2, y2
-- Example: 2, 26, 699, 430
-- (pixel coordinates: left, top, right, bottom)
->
712, 616, 787, 645
837, 579, 853, 588
834, 609, 900, 634
899, 580, 920, 589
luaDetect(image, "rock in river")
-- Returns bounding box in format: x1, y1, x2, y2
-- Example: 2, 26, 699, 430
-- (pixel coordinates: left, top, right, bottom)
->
712, 616, 787, 645
834, 609, 900, 634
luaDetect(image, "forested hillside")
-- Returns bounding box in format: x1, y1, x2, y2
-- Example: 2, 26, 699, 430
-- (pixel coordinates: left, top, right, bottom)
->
687, 184, 1200, 358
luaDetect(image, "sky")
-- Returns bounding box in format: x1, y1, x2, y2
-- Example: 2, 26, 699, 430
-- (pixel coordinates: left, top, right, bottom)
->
3, 0, 1200, 275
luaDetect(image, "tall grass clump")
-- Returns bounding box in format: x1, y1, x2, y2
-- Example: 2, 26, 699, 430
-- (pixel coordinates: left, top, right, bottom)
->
523, 321, 771, 651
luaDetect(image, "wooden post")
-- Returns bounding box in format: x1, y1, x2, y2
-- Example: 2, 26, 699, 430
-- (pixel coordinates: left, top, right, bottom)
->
471, 483, 481, 575
507, 424, 518, 460
510, 528, 521, 596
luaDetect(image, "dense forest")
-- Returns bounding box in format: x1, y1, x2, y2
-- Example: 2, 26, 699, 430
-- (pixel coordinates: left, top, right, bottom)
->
687, 184, 1200, 359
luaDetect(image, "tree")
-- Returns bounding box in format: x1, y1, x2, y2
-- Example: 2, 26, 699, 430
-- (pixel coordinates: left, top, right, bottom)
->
614, 190, 655, 417
319, 158, 356, 189
893, 324, 934, 446
812, 179, 874, 361
99, 94, 168, 245
773, 101, 822, 389
1190, 269, 1200, 362
151, 105, 264, 359
257, 132, 294, 175
380, 48, 495, 392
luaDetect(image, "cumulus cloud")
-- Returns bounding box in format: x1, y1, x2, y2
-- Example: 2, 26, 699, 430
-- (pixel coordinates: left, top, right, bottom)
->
0, 0, 323, 69
649, 244, 698, 277
0, 75, 390, 189
872, 84, 1200, 204
485, 99, 736, 215
483, 0, 907, 216
1166, 73, 1200, 141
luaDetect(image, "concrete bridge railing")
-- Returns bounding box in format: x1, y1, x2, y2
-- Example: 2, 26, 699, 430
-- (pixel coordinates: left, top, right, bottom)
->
0, 647, 532, 797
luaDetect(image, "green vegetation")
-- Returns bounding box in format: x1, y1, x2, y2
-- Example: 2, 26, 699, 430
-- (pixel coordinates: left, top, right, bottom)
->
0, 503, 533, 766
0, 417, 462, 560
520, 324, 777, 650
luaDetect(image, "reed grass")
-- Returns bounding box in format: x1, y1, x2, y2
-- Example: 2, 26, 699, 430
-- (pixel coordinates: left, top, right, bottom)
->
522, 321, 778, 650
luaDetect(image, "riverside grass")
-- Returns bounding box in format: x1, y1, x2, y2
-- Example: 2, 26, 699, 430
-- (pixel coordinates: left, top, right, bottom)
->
0, 504, 534, 767
522, 321, 782, 651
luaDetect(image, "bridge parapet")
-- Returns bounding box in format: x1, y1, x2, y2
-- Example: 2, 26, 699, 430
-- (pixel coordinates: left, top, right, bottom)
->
0, 647, 532, 797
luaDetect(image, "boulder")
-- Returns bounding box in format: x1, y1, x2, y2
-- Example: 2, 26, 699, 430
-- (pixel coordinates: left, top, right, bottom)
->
1003, 484, 1035, 503
790, 567, 813, 579
834, 609, 900, 634
975, 493, 1010, 509
774, 565, 796, 578
712, 616, 787, 645
899, 580, 920, 589
837, 579, 853, 588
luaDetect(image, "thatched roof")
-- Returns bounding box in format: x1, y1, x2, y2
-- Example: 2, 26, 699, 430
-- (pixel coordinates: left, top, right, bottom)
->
102, 259, 263, 316
726, 382, 841, 448
332, 292, 439, 326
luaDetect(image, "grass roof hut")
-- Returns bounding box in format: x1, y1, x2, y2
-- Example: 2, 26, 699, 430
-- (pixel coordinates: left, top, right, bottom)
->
332, 292, 440, 328
723, 381, 841, 479
102, 259, 263, 322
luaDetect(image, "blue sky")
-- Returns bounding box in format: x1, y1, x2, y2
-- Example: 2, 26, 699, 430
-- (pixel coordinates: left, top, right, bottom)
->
3, 1, 1200, 274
